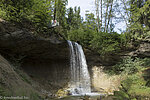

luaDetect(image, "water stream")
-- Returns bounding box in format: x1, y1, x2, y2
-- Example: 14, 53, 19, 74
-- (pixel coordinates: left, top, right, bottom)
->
67, 40, 91, 95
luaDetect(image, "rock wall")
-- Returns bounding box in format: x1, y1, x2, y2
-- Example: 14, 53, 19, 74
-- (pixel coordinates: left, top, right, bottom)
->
0, 55, 39, 98
0, 21, 70, 95
21, 58, 70, 92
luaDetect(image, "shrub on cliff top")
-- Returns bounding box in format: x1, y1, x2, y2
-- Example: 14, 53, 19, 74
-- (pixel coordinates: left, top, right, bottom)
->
0, 0, 52, 30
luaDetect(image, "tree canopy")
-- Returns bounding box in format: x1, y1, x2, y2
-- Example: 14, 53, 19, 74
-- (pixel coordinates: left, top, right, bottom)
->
0, 0, 149, 55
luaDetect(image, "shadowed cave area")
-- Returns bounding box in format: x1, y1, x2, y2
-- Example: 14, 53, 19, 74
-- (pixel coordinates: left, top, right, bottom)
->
21, 58, 70, 92
20, 42, 71, 93
0, 23, 72, 93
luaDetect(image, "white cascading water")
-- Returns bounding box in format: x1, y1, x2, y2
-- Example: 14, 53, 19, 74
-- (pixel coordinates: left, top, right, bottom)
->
67, 40, 91, 95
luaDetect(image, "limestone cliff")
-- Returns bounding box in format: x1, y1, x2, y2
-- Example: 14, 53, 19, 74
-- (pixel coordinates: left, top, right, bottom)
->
0, 20, 70, 98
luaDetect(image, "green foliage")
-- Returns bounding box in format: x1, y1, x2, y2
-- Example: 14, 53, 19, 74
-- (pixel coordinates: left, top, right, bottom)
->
112, 57, 150, 99
90, 32, 122, 55
0, 0, 34, 21
112, 57, 142, 74
113, 90, 130, 100
143, 31, 150, 39
0, 7, 6, 19
142, 58, 150, 67
0, 0, 127, 55
0, 0, 52, 31
29, 0, 52, 28
117, 73, 150, 99
83, 12, 97, 31
111, 57, 150, 75
67, 7, 82, 30
67, 11, 127, 56
56, 0, 68, 28
67, 28, 95, 47
128, 0, 150, 40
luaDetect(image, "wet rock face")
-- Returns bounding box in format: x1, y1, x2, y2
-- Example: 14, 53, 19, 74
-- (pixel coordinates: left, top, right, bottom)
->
21, 58, 70, 92
0, 54, 38, 97
0, 21, 70, 93
0, 22, 69, 60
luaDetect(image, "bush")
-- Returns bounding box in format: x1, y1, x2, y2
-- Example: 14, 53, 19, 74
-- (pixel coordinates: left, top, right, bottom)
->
90, 32, 122, 55
142, 58, 150, 67
0, 0, 34, 21
67, 28, 95, 47
0, 0, 52, 31
111, 57, 150, 75
113, 73, 150, 100
113, 90, 130, 100
112, 57, 142, 75
68, 29, 126, 56
112, 57, 150, 99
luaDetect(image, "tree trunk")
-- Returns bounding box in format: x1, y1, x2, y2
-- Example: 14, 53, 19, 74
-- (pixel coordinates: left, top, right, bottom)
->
95, 0, 100, 32
104, 0, 109, 32
100, 0, 103, 31
54, 0, 57, 20
106, 0, 113, 32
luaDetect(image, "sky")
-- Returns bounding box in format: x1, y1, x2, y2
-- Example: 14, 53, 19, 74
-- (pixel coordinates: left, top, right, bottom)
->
67, 0, 95, 19
67, 0, 126, 33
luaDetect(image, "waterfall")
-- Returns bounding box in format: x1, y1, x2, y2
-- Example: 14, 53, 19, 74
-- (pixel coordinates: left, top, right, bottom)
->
67, 40, 91, 95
